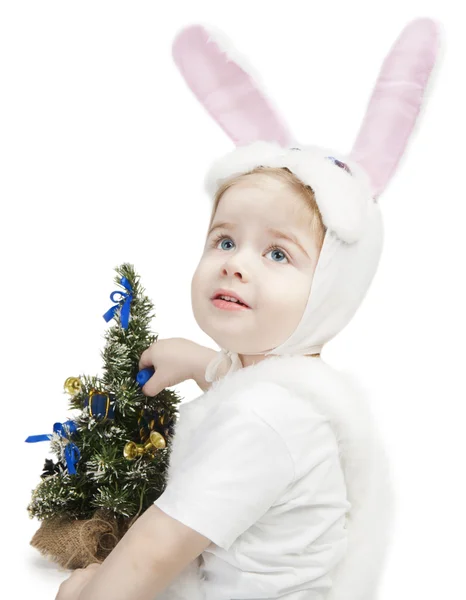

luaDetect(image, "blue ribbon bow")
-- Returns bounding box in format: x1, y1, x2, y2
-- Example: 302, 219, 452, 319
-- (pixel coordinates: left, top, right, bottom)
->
103, 276, 133, 330
25, 420, 81, 475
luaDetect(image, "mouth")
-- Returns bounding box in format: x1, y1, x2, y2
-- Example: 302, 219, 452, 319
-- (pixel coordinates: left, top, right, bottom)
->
211, 290, 251, 311
211, 298, 251, 311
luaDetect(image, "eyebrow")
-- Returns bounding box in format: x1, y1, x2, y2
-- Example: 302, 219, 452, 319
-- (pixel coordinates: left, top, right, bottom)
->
207, 221, 311, 259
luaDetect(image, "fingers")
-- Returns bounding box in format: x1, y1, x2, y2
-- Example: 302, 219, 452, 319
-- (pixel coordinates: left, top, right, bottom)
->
138, 347, 153, 371
139, 342, 166, 396
142, 372, 163, 397
139, 347, 157, 396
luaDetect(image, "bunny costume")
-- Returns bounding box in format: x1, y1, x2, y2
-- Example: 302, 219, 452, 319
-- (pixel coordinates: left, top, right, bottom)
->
154, 19, 441, 600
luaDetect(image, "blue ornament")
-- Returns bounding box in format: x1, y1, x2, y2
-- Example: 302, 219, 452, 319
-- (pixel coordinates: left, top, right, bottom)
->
83, 390, 116, 421
136, 367, 155, 387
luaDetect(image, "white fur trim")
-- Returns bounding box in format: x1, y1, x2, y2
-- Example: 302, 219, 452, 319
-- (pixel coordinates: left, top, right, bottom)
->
205, 141, 375, 244
199, 22, 265, 88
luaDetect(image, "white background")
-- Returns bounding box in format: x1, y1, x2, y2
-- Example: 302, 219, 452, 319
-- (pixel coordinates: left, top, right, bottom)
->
1, 1, 463, 598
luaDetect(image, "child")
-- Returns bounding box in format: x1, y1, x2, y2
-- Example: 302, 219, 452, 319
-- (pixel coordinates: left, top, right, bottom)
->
56, 19, 440, 600
155, 163, 356, 600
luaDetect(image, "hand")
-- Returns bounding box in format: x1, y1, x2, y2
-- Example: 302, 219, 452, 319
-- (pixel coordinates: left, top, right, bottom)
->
55, 563, 101, 600
138, 337, 216, 396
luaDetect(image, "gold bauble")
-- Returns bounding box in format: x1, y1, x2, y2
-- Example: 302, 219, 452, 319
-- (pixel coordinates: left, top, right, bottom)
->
64, 377, 82, 396
149, 431, 166, 449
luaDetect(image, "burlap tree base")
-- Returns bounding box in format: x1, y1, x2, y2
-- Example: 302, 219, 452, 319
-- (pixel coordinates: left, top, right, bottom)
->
30, 509, 134, 570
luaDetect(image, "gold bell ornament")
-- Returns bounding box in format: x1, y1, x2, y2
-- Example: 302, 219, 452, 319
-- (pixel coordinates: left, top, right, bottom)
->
123, 430, 166, 460
64, 377, 82, 396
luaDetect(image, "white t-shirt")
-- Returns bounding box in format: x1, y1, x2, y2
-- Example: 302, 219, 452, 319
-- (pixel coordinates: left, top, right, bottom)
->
154, 380, 350, 600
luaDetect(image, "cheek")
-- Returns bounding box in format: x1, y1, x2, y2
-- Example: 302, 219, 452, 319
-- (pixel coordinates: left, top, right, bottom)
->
191, 259, 210, 298
191, 268, 204, 322
292, 273, 314, 320
191, 265, 202, 299
268, 272, 312, 313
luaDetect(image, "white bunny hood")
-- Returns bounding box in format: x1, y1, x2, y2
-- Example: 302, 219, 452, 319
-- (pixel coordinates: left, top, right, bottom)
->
204, 141, 375, 245
171, 20, 440, 382
202, 140, 384, 382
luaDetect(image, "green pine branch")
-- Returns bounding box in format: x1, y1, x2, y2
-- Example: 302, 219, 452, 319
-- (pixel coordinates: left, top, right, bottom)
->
27, 263, 181, 522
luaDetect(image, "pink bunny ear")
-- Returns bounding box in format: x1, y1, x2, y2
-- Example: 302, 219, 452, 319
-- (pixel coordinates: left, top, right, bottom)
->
350, 18, 441, 198
172, 24, 294, 147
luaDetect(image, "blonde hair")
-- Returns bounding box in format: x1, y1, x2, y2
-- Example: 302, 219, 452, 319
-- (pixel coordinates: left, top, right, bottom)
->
208, 166, 327, 251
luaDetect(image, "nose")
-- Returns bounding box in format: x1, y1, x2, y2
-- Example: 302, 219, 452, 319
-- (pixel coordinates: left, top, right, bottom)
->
221, 253, 249, 281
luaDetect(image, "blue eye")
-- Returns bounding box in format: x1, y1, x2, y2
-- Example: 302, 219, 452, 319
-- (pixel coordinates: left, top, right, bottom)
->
219, 238, 233, 251
266, 247, 288, 263
210, 234, 290, 264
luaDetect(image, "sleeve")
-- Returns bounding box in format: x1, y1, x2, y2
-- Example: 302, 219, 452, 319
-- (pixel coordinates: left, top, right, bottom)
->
153, 399, 295, 551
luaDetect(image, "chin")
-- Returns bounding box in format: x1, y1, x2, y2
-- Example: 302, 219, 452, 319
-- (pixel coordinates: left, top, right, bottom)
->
194, 296, 282, 353
203, 326, 274, 356
196, 320, 249, 353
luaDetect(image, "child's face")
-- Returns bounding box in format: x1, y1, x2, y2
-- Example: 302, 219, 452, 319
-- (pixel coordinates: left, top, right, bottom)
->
191, 174, 321, 362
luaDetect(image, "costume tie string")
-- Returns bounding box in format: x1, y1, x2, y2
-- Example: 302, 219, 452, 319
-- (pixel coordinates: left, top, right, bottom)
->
204, 349, 243, 383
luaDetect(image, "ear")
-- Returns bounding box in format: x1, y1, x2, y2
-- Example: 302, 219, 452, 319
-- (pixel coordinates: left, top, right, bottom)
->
349, 18, 442, 198
172, 24, 294, 147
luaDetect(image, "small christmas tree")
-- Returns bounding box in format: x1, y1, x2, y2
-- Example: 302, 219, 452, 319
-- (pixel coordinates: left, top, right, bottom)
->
25, 263, 182, 569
